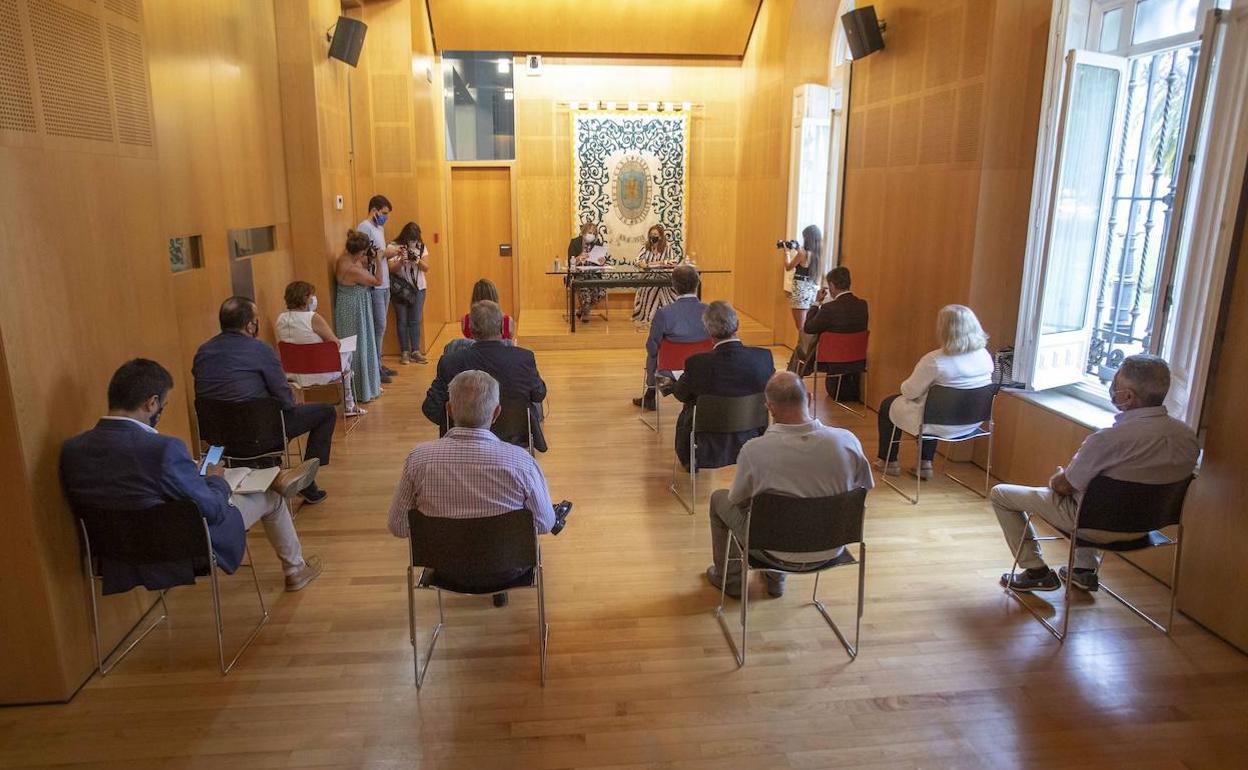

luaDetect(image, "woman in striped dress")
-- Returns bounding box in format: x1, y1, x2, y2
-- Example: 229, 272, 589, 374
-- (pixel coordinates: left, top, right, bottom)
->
631, 224, 682, 324
333, 230, 382, 404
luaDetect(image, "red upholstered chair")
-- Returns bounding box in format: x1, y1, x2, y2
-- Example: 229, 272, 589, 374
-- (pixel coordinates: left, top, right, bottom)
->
278, 341, 362, 434
811, 330, 869, 419
640, 338, 715, 433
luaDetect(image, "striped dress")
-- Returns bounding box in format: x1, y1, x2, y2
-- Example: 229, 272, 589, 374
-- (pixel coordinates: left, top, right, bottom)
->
334, 283, 381, 403
631, 246, 682, 324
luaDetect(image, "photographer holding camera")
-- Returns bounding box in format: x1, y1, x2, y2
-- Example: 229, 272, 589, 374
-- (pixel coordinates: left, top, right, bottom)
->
388, 369, 572, 608
780, 224, 823, 332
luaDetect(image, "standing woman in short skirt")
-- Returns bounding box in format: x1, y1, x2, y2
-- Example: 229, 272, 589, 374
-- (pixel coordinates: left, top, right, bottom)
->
785, 224, 822, 331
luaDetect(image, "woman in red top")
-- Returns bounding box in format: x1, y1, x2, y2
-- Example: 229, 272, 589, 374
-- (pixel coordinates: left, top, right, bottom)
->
461, 279, 514, 341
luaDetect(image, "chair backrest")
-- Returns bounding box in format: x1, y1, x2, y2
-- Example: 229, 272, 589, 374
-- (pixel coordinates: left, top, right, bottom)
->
446, 396, 531, 444
1077, 475, 1193, 533
657, 338, 713, 371
746, 489, 869, 553
921, 384, 997, 426
76, 500, 209, 566
194, 397, 286, 457
278, 340, 341, 376
693, 393, 769, 434
407, 509, 538, 573
816, 330, 869, 365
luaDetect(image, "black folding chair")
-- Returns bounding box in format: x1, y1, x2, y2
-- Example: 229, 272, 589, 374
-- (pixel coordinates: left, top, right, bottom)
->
405, 509, 547, 690
75, 500, 268, 675
1004, 475, 1193, 642
670, 393, 769, 514
195, 397, 295, 467
881, 384, 997, 504
446, 396, 535, 456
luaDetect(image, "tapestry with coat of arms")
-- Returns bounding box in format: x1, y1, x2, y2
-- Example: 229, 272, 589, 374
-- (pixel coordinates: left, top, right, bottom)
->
571, 113, 689, 262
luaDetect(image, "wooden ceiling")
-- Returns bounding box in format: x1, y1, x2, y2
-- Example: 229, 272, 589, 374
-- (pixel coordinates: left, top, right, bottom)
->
425, 0, 765, 58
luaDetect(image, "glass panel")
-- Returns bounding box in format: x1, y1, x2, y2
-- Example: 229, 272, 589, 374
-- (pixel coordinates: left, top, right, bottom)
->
228, 225, 276, 258
169, 235, 202, 273
1100, 7, 1124, 51
1132, 0, 1200, 45
1040, 62, 1123, 334
796, 121, 830, 240
443, 51, 515, 161
1086, 44, 1200, 381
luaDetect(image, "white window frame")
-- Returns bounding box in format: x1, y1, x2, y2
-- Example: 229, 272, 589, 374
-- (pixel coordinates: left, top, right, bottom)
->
1015, 0, 1246, 428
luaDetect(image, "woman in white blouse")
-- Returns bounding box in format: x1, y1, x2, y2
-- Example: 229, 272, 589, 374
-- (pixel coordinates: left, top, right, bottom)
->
877, 304, 994, 478
276, 281, 364, 416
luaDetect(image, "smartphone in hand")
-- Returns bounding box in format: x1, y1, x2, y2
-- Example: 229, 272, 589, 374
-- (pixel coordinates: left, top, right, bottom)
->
200, 445, 224, 476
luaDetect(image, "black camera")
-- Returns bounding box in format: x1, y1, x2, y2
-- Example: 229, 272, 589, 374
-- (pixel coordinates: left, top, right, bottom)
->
776, 239, 799, 250
551, 500, 573, 536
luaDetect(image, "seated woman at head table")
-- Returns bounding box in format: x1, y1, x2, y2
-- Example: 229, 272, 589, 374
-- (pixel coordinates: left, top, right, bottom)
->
631, 223, 684, 324
567, 221, 609, 323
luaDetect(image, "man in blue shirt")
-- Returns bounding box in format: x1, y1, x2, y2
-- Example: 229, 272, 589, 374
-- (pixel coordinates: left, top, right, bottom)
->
192, 297, 335, 503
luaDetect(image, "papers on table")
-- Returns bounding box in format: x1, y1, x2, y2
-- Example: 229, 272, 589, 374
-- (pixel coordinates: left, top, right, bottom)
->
223, 466, 280, 495
338, 335, 357, 354
584, 244, 608, 265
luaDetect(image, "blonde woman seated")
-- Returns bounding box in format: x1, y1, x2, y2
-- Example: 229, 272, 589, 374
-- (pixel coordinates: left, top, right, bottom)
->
876, 304, 993, 477
276, 280, 365, 416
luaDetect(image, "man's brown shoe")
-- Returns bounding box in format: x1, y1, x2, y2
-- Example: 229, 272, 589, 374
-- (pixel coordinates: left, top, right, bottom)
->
274, 459, 319, 499
285, 555, 323, 592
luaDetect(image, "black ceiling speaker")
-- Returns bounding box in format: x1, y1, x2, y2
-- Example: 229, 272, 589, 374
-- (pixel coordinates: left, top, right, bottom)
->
842, 6, 885, 60
328, 16, 367, 67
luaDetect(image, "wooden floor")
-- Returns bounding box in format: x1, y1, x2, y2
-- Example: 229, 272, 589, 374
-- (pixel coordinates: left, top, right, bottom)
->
3, 331, 1248, 769
516, 308, 773, 351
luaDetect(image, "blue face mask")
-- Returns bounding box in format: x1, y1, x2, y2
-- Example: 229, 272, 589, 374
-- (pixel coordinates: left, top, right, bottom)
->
374, 212, 389, 226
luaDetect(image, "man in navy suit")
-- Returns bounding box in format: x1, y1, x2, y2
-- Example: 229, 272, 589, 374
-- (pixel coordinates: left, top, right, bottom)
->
634, 264, 709, 410
802, 266, 869, 401
423, 300, 549, 452
193, 297, 335, 503
673, 301, 775, 469
61, 359, 322, 594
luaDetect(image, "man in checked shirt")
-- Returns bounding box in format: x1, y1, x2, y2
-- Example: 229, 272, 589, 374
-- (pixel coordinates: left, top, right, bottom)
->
388, 369, 571, 607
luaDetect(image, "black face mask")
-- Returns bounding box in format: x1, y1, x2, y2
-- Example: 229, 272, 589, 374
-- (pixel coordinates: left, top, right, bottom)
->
149, 403, 165, 428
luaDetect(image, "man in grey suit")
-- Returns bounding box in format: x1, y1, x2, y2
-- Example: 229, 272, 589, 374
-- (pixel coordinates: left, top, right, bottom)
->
634, 264, 709, 410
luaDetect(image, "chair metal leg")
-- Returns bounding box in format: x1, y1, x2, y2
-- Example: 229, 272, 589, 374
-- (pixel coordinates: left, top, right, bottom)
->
638, 374, 658, 432
880, 428, 917, 504
1167, 524, 1184, 634
826, 374, 866, 419
88, 578, 169, 676
942, 432, 993, 499
1002, 513, 1068, 641
1095, 536, 1183, 636
811, 544, 865, 660
412, 583, 446, 691
210, 546, 270, 675
536, 565, 549, 686
669, 436, 697, 514
713, 533, 747, 667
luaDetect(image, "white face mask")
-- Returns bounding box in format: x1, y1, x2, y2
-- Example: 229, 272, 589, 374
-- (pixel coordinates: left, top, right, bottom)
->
308, 296, 318, 312
584, 233, 596, 244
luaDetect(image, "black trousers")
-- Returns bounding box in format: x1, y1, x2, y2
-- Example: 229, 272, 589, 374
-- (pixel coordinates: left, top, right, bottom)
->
826, 371, 862, 401
877, 394, 937, 462
283, 403, 337, 466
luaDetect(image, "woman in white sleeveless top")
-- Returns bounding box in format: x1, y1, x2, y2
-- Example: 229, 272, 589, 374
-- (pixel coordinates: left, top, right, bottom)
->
276, 281, 364, 415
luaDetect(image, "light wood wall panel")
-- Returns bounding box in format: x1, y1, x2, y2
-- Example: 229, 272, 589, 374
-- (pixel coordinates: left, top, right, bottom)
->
426, 0, 763, 58
839, 0, 1051, 407
732, 0, 838, 344
512, 58, 741, 312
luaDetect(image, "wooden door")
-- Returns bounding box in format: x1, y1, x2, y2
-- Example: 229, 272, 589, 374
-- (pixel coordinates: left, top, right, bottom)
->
450, 167, 514, 317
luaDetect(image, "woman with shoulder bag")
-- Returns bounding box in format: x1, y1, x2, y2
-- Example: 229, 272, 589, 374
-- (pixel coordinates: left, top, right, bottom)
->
391, 222, 429, 364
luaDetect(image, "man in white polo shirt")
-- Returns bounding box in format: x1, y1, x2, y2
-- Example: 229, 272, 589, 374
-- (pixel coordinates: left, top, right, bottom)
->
993, 354, 1200, 593
357, 194, 402, 384
704, 371, 875, 598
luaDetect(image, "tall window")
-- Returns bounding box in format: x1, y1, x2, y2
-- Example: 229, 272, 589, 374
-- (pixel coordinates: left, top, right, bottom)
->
443, 52, 515, 161
1015, 0, 1225, 417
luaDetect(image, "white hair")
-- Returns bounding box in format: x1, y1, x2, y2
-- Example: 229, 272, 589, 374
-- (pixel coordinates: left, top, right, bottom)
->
1117, 354, 1171, 407
703, 301, 739, 340
449, 370, 499, 428
937, 304, 988, 355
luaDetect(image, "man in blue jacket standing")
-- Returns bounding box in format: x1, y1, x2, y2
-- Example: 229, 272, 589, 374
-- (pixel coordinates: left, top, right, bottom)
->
61, 359, 322, 593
